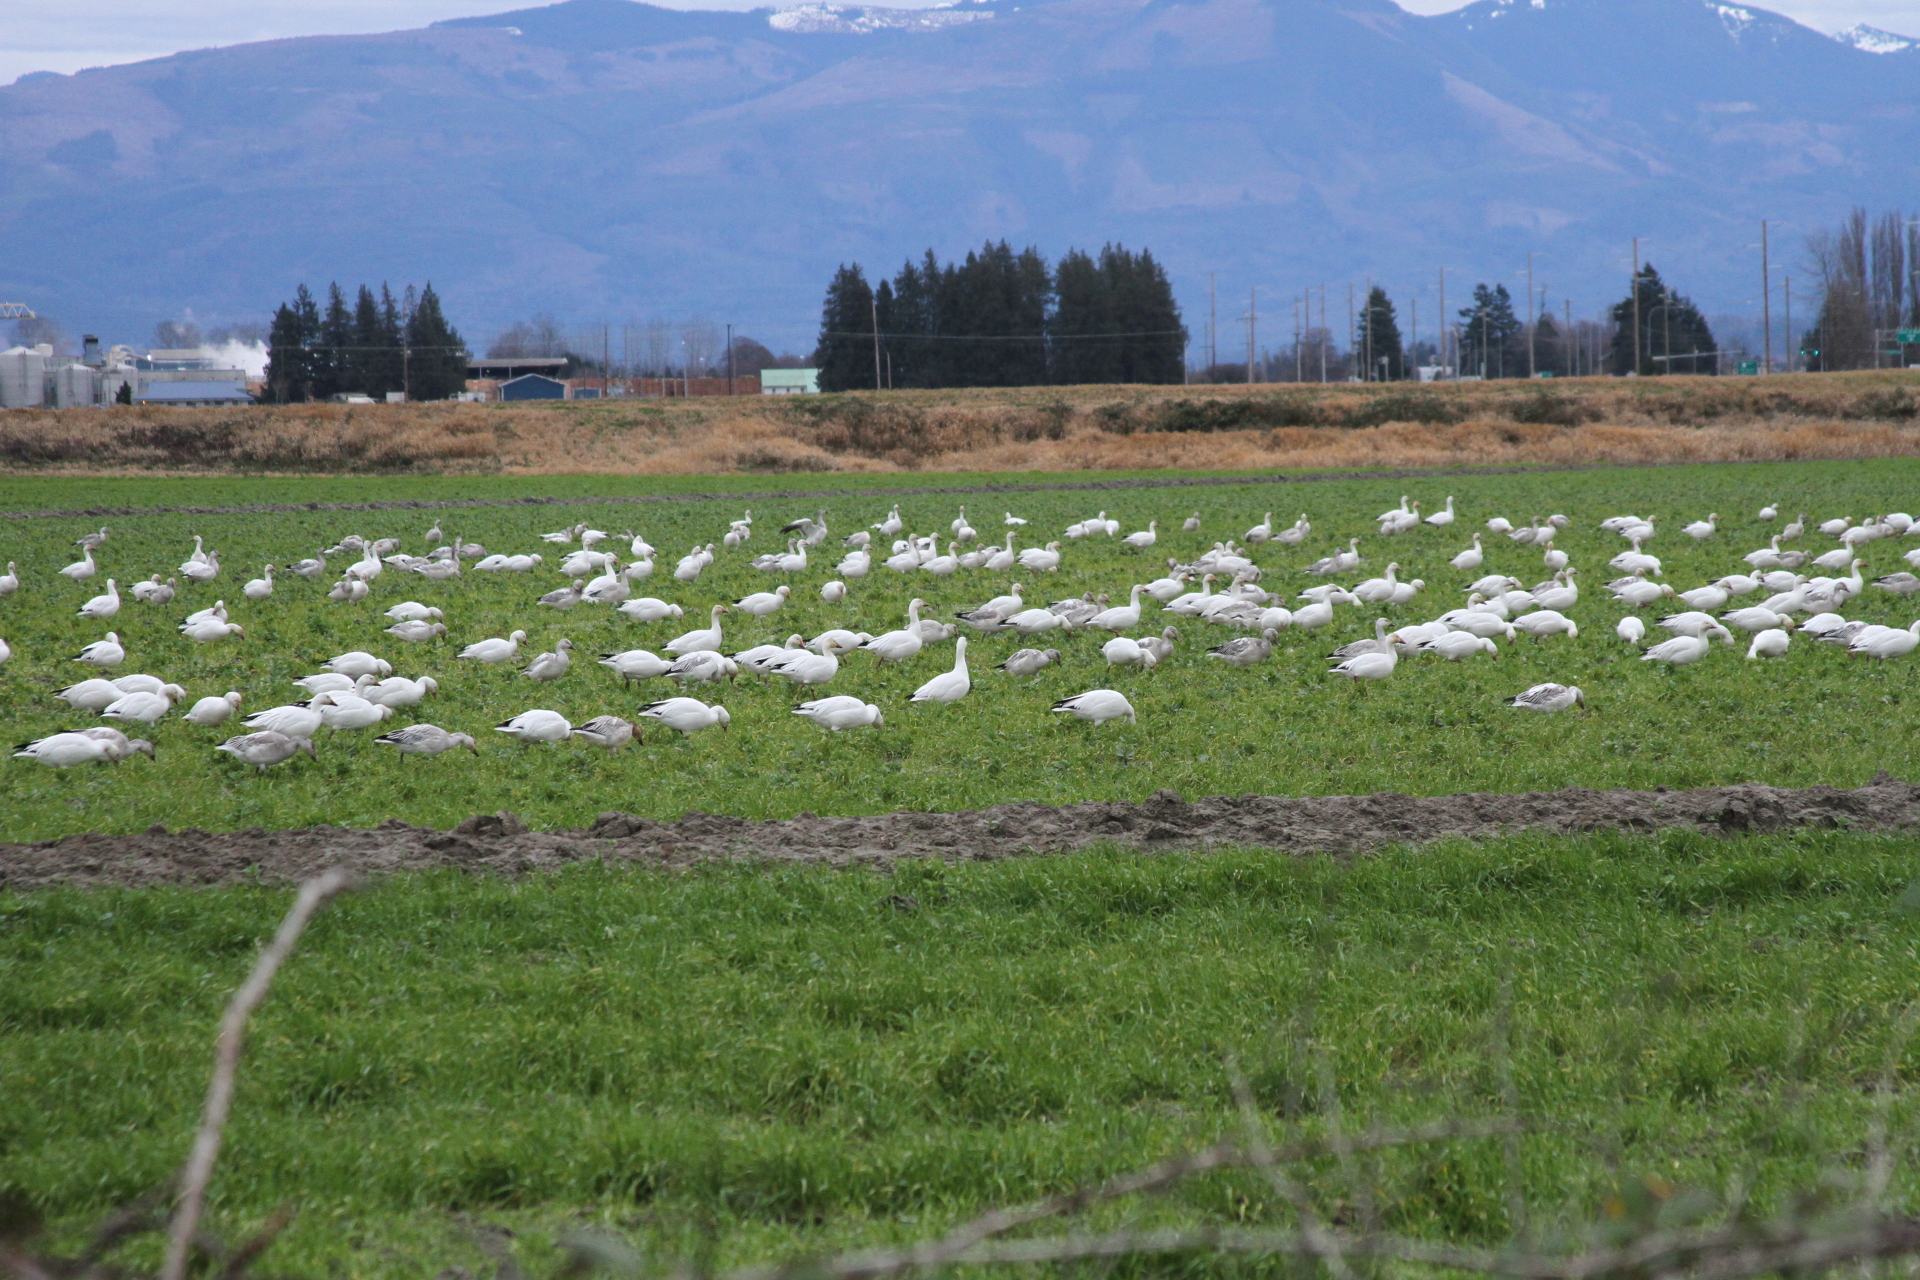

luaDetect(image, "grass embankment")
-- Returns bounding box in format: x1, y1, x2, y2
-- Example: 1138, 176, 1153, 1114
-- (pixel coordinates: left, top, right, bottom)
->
5, 834, 1918, 1277
2, 372, 1917, 474
5, 460, 1920, 840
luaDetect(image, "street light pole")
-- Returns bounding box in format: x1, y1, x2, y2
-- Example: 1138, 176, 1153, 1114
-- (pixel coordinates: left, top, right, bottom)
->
1527, 251, 1536, 378
1631, 236, 1641, 377
1761, 219, 1771, 374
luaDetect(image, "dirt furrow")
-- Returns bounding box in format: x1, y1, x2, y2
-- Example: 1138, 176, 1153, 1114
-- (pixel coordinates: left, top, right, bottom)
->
4, 776, 1912, 890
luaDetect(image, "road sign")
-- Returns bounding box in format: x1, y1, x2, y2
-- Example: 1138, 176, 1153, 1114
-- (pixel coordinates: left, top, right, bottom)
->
1736, 360, 1760, 375
1897, 329, 1920, 344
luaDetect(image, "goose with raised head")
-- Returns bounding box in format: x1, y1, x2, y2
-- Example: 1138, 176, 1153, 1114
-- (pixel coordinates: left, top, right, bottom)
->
327, 578, 369, 603
767, 636, 847, 686
736, 585, 792, 617
1506, 684, 1583, 712
538, 579, 586, 610
1683, 514, 1719, 540
638, 697, 730, 736
912, 638, 971, 703
77, 579, 120, 620
1306, 538, 1362, 575
1424, 496, 1456, 528
1245, 513, 1275, 543
524, 638, 574, 681
862, 599, 929, 664
1848, 620, 1920, 661
1449, 535, 1484, 572
74, 632, 125, 668
734, 635, 804, 674
0, 563, 19, 596
1352, 564, 1401, 604
61, 548, 98, 581
1329, 642, 1397, 685
1017, 541, 1063, 572
495, 709, 572, 743
667, 605, 731, 656
1088, 585, 1148, 633
1122, 521, 1159, 551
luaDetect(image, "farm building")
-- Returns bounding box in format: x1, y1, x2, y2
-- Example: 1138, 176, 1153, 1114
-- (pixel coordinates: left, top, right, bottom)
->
761, 368, 820, 395
499, 374, 567, 400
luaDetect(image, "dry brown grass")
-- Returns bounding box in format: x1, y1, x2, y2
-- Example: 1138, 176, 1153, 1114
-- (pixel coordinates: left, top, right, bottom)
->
5, 371, 1918, 476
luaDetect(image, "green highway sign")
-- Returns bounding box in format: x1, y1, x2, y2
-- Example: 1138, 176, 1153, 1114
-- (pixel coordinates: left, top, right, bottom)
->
1736, 360, 1760, 375
1897, 329, 1920, 344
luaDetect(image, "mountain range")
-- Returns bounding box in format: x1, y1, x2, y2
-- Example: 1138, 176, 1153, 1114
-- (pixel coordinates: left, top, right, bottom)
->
0, 0, 1914, 358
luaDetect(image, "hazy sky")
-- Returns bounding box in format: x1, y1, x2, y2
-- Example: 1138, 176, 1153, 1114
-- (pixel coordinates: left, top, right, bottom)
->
5, 0, 1915, 84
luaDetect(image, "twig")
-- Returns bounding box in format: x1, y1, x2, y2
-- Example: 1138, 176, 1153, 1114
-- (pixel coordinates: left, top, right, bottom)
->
160, 868, 359, 1280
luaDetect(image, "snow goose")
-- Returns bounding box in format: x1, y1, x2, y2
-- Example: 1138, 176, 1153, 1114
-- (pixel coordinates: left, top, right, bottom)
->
736, 585, 792, 617
1743, 537, 1784, 570
1678, 584, 1730, 611
524, 638, 574, 681
599, 648, 671, 684
999, 647, 1061, 677
1512, 610, 1578, 640
1292, 599, 1336, 631
1875, 572, 1920, 596
1812, 545, 1857, 573
1166, 575, 1216, 616
673, 548, 708, 582
60, 548, 98, 581
920, 543, 961, 577
386, 602, 443, 622
325, 577, 368, 604
1611, 579, 1676, 609
74, 632, 125, 668
1776, 513, 1806, 541
386, 620, 448, 643
76, 579, 121, 620
1529, 568, 1578, 611
735, 635, 805, 674
1747, 628, 1792, 659
289, 551, 328, 578
793, 696, 884, 731
0, 563, 17, 596
502, 554, 543, 572
1381, 503, 1422, 535
1050, 594, 1106, 627
821, 580, 848, 603
580, 565, 630, 604
638, 697, 730, 736
982, 533, 1017, 573
1377, 495, 1412, 522
1051, 689, 1135, 725
317, 694, 394, 732
1506, 683, 1583, 712
667, 605, 730, 656
1609, 543, 1662, 576
541, 524, 580, 544
767, 637, 846, 686
1352, 563, 1402, 605
1721, 606, 1790, 632
911, 637, 971, 703
1466, 592, 1510, 620
325, 650, 391, 678
1208, 631, 1277, 667
1421, 631, 1498, 662
101, 690, 175, 725
13, 732, 116, 767
838, 548, 874, 578
1811, 617, 1865, 643
1641, 635, 1716, 666
1657, 611, 1727, 638
1616, 616, 1647, 644
1245, 513, 1275, 543
1849, 621, 1920, 661
1757, 503, 1778, 521
619, 597, 684, 623
365, 675, 438, 708
1103, 636, 1157, 670
1306, 539, 1362, 575
874, 506, 904, 537
1485, 516, 1514, 535
242, 565, 276, 600
1329, 645, 1397, 685
1140, 627, 1179, 664
1122, 521, 1159, 551
342, 548, 382, 582
1269, 514, 1308, 546
460, 630, 527, 664
1682, 514, 1719, 540
808, 628, 868, 654
862, 600, 929, 664
571, 716, 639, 751
1144, 568, 1187, 603
623, 557, 654, 582
71, 525, 110, 552
1017, 541, 1063, 572
1446, 610, 1514, 640
1449, 536, 1484, 572
842, 531, 872, 551
245, 696, 330, 739
1541, 541, 1569, 572
538, 579, 586, 610
665, 651, 736, 685
56, 677, 124, 711
1182, 511, 1202, 532
1424, 496, 1456, 528
1089, 585, 1147, 633
496, 709, 573, 743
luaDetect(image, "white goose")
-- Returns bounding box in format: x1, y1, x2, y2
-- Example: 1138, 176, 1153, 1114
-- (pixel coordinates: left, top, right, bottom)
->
245, 695, 331, 739
77, 579, 121, 620
325, 651, 391, 677
524, 638, 574, 681
1051, 689, 1135, 725
61, 548, 98, 581
571, 716, 639, 751
911, 638, 971, 703
495, 709, 572, 743
1450, 536, 1484, 572
0, 562, 17, 595
101, 689, 176, 725
459, 629, 527, 664
1506, 683, 1584, 712
638, 697, 730, 736
216, 731, 315, 771
243, 565, 275, 600
1088, 585, 1147, 633
1641, 634, 1721, 665
861, 599, 929, 665
1423, 496, 1456, 528
1122, 521, 1158, 551
74, 632, 125, 667
619, 597, 684, 623
1747, 628, 1793, 659
667, 605, 730, 656
600, 648, 671, 684
365, 675, 439, 707
766, 638, 846, 686
183, 692, 244, 725
793, 696, 884, 731
1017, 541, 1063, 572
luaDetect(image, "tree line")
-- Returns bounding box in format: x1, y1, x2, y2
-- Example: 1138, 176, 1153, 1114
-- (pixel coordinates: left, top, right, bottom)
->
813, 242, 1186, 390
263, 282, 467, 403
1806, 208, 1919, 371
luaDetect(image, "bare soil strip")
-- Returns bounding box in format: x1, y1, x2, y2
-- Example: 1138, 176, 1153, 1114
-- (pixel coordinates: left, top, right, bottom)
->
6, 776, 1911, 890
0, 459, 1744, 521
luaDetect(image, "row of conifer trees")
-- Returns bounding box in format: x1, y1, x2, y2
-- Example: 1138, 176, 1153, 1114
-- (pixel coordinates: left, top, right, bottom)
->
263, 282, 467, 403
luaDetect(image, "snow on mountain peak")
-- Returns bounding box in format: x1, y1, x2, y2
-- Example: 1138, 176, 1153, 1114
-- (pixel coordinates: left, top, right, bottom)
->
1832, 23, 1917, 53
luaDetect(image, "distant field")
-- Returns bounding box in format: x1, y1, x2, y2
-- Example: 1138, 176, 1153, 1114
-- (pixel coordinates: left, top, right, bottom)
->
4, 457, 1920, 841
5, 833, 1918, 1279
1, 370, 1917, 475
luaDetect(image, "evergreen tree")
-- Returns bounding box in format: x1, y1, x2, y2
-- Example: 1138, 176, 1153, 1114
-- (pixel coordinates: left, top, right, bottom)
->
812, 264, 876, 392
404, 283, 468, 400
1533, 312, 1568, 377
1608, 264, 1715, 376
1355, 286, 1405, 381
1458, 284, 1522, 378
264, 283, 320, 402
350, 285, 382, 396
1050, 248, 1113, 385
1099, 246, 1184, 383
376, 285, 405, 397
317, 282, 351, 399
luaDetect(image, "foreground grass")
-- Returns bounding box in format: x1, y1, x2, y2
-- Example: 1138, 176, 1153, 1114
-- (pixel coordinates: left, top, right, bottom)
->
5, 832, 1920, 1276
4, 459, 1920, 840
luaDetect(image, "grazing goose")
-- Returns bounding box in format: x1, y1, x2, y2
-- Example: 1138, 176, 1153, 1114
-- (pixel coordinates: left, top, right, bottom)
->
1747, 628, 1793, 659
217, 730, 316, 771
293, 671, 372, 696
911, 638, 971, 703
57, 677, 125, 711
459, 630, 528, 664
1875, 573, 1920, 596
667, 605, 730, 656
1512, 610, 1579, 640
766, 638, 846, 686
1721, 606, 1791, 632
1005, 607, 1066, 636
413, 558, 463, 583
793, 696, 884, 731
60, 548, 98, 581
316, 694, 394, 732
619, 597, 684, 623
77, 579, 121, 620
1166, 575, 1217, 616
1102, 636, 1158, 670
1506, 683, 1584, 712
1051, 689, 1135, 725
181, 616, 248, 644
637, 697, 730, 736
1420, 631, 1498, 661
246, 695, 332, 739
327, 576, 369, 603
1616, 616, 1647, 644
1208, 630, 1278, 667
1848, 620, 1920, 661
571, 716, 639, 752
538, 579, 586, 610
665, 650, 736, 685
1656, 611, 1726, 638
862, 599, 929, 664
365, 675, 438, 707
600, 648, 672, 684
524, 638, 574, 681
1450, 535, 1484, 572
1641, 634, 1719, 665
999, 647, 1061, 677
386, 602, 444, 622
1757, 503, 1778, 521
1276, 514, 1311, 546
14, 732, 117, 767
74, 632, 125, 668
289, 552, 328, 578
386, 620, 449, 643
101, 689, 176, 725
1292, 599, 1336, 631
495, 709, 573, 743
1612, 579, 1675, 608
821, 579, 848, 603
325, 651, 391, 678
1678, 584, 1731, 611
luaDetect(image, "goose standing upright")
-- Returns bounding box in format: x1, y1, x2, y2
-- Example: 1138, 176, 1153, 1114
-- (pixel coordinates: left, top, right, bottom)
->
77, 579, 120, 619
667, 605, 730, 655
1424, 496, 1456, 528
862, 599, 928, 665
911, 637, 971, 703
1449, 536, 1484, 572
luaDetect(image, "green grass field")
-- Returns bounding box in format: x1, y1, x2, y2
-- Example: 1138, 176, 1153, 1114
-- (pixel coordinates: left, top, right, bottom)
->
5, 833, 1919, 1277
4, 460, 1920, 840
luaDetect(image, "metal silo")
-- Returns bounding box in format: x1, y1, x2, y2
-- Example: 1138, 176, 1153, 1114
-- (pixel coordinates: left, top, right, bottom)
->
0, 347, 47, 409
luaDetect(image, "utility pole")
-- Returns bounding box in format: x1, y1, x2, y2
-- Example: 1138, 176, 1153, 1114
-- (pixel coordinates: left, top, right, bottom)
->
1209, 273, 1217, 373
1437, 268, 1445, 379
1409, 296, 1417, 381
1761, 220, 1771, 374
1245, 286, 1256, 384
725, 322, 734, 396
1363, 278, 1373, 382
1631, 236, 1641, 377
1294, 295, 1303, 382
1526, 252, 1536, 378
1564, 298, 1573, 376
1346, 283, 1355, 382
1318, 284, 1327, 383
603, 324, 611, 398
871, 295, 882, 391
1784, 276, 1792, 372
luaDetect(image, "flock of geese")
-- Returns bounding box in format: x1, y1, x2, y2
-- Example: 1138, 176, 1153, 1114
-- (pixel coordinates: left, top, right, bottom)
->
7, 495, 1919, 770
